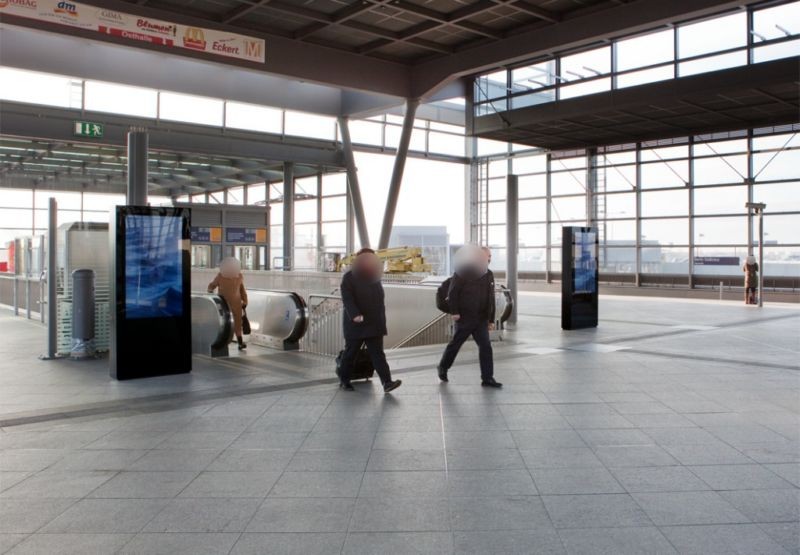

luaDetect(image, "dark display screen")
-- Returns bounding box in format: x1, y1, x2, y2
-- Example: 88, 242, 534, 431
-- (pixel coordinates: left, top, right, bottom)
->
125, 214, 184, 319
572, 230, 597, 294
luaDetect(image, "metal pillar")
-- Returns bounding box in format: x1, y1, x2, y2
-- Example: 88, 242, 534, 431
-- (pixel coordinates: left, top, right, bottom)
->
338, 117, 370, 248
316, 173, 323, 269
378, 98, 419, 250
126, 130, 148, 206
586, 148, 597, 227
507, 175, 519, 325
283, 162, 294, 271
634, 144, 642, 286
44, 197, 57, 359
545, 154, 552, 283
346, 186, 355, 255
758, 210, 764, 307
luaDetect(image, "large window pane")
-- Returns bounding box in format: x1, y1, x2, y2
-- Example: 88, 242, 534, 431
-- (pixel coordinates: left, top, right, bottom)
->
598, 164, 637, 192
764, 214, 800, 244
678, 12, 746, 59
513, 154, 547, 175
641, 218, 688, 246
764, 246, 800, 276
753, 181, 800, 212
247, 184, 266, 205
641, 189, 688, 217
428, 132, 465, 156
321, 222, 346, 249
603, 192, 635, 218
640, 161, 688, 189
295, 199, 316, 224
600, 247, 636, 273
753, 39, 800, 63
550, 170, 586, 195
561, 46, 611, 80
560, 78, 611, 99
641, 247, 689, 274
0, 189, 33, 208
693, 155, 747, 185
694, 216, 747, 245
160, 92, 223, 126
322, 196, 346, 221
519, 199, 547, 222
226, 102, 282, 133
693, 246, 747, 275
752, 149, 800, 181
753, 2, 800, 42
475, 70, 507, 102
0, 67, 81, 109
617, 66, 674, 88
519, 248, 547, 271
693, 185, 747, 215
323, 173, 348, 196
519, 223, 547, 246
679, 51, 747, 77
518, 174, 547, 197
510, 60, 556, 107
284, 111, 335, 140
604, 219, 636, 245
550, 196, 585, 222
617, 29, 674, 71
348, 119, 383, 145
84, 81, 157, 118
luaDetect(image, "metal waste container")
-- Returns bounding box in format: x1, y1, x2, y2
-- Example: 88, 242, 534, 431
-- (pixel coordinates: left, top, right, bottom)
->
70, 268, 95, 359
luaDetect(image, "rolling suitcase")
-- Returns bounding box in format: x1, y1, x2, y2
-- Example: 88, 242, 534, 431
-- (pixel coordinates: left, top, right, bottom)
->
335, 347, 375, 381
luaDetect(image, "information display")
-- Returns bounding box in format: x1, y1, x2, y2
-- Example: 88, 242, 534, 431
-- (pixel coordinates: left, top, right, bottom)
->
573, 230, 597, 294
124, 214, 184, 319
562, 226, 599, 330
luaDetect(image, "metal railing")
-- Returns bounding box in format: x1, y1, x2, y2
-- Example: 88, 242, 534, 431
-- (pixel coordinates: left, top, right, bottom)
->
0, 274, 45, 322
392, 312, 452, 350
301, 294, 346, 357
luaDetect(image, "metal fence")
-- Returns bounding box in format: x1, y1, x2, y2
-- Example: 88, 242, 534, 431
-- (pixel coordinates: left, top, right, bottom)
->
301, 294, 347, 357
0, 274, 44, 321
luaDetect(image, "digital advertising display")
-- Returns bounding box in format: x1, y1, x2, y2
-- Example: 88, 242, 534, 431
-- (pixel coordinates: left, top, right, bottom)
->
572, 230, 597, 295
125, 214, 184, 319
562, 226, 598, 330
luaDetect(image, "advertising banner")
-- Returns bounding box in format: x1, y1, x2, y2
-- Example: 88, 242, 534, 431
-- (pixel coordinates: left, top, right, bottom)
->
0, 0, 266, 63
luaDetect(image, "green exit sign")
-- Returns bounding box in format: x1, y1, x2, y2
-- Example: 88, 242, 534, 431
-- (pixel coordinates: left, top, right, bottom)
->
74, 121, 104, 138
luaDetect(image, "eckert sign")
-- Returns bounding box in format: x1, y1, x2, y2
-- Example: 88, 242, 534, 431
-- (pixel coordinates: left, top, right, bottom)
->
0, 0, 265, 63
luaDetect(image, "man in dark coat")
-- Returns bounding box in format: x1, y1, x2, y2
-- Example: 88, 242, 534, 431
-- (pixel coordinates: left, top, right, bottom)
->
338, 248, 402, 393
437, 246, 502, 388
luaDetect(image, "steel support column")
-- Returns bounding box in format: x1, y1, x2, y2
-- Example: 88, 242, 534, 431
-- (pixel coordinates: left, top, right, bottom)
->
545, 153, 552, 283
283, 162, 294, 271
586, 147, 598, 227
757, 209, 764, 307
126, 130, 148, 206
316, 173, 323, 269
688, 137, 695, 288
337, 116, 370, 248
634, 144, 642, 286
506, 175, 519, 326
378, 99, 419, 250
346, 187, 355, 255
43, 197, 57, 359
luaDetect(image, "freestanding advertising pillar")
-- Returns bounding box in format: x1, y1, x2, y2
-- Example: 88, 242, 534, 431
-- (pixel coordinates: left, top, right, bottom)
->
110, 206, 192, 380
561, 226, 599, 330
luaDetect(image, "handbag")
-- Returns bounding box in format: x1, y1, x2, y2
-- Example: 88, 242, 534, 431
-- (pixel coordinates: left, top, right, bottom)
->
241, 308, 251, 335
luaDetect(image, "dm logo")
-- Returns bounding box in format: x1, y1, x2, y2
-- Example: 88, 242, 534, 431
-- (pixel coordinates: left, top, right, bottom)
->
182, 27, 206, 50
54, 0, 77, 16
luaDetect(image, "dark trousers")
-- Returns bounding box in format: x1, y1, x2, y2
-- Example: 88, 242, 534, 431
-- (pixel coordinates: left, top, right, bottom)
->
340, 336, 392, 385
439, 320, 494, 380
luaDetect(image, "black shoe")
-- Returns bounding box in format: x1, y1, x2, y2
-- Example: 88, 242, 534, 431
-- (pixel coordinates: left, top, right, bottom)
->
437, 365, 448, 383
339, 382, 355, 391
481, 378, 503, 388
238, 343, 247, 350
383, 379, 402, 393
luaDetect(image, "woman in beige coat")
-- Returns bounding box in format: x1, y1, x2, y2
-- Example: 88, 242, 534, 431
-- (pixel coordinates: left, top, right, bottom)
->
208, 257, 249, 349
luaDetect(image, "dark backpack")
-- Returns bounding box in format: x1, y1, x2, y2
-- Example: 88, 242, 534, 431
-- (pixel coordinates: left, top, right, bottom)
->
436, 277, 452, 313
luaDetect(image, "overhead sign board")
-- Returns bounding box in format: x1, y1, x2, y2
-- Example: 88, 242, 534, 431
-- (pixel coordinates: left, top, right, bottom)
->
694, 256, 740, 266
190, 226, 222, 243
74, 121, 104, 138
225, 227, 267, 244
0, 0, 266, 63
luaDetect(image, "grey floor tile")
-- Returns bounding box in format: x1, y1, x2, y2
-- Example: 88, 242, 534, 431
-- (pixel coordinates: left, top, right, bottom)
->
85, 431, 173, 450
300, 431, 376, 451
576, 429, 655, 447
449, 496, 551, 531
180, 471, 281, 498
661, 523, 792, 555
641, 427, 719, 446
0, 498, 76, 533
759, 522, 800, 555
445, 431, 517, 450
563, 414, 634, 429
532, 467, 624, 495
6, 533, 133, 555
0, 450, 67, 472
519, 447, 603, 469
558, 527, 677, 555
610, 466, 710, 493
454, 529, 565, 554
118, 532, 239, 555
289, 449, 371, 472
0, 472, 29, 493
359, 471, 447, 498
632, 491, 750, 525
231, 533, 346, 555
182, 415, 257, 432
1, 470, 115, 498
446, 469, 538, 497
144, 497, 261, 532
349, 497, 449, 532
366, 449, 445, 471
720, 489, 800, 523
88, 471, 198, 498
128, 449, 221, 471
0, 534, 27, 554
343, 532, 454, 555
662, 442, 755, 465
443, 415, 509, 431
270, 471, 362, 498
593, 445, 679, 467
206, 449, 295, 472
767, 464, 800, 488
690, 464, 796, 490
740, 442, 800, 464
371, 432, 443, 450
229, 432, 309, 451
247, 498, 356, 532
41, 498, 169, 533
156, 431, 239, 450
542, 494, 652, 529
512, 430, 587, 449
445, 448, 526, 470
49, 450, 146, 471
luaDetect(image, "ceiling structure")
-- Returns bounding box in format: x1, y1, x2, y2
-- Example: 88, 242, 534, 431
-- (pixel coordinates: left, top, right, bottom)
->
472, 57, 800, 150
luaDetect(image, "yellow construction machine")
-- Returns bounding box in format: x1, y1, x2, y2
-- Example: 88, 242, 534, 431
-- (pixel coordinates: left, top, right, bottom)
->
336, 246, 432, 274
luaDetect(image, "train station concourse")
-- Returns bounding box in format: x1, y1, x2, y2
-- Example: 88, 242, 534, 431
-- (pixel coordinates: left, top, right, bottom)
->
0, 0, 798, 553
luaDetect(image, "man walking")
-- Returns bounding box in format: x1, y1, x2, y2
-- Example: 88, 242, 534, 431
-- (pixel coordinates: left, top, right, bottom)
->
437, 245, 502, 388
338, 248, 402, 393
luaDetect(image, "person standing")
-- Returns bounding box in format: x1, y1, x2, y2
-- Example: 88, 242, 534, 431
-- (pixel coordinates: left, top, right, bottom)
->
208, 257, 248, 350
437, 245, 502, 388
743, 254, 759, 305
338, 248, 402, 393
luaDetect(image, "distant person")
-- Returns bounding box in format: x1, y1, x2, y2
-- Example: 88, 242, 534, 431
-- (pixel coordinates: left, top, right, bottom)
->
338, 248, 402, 393
743, 254, 759, 305
208, 257, 248, 350
437, 245, 501, 388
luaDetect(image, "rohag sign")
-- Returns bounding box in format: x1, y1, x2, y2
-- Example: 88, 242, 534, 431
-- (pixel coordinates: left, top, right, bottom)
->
0, 0, 265, 63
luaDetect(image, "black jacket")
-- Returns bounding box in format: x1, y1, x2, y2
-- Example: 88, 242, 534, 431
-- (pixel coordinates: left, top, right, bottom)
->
340, 270, 388, 340
448, 269, 496, 323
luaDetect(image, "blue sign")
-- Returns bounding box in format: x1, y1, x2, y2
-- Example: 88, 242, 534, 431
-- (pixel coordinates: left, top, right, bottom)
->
225, 227, 266, 244
191, 227, 211, 242
694, 256, 740, 266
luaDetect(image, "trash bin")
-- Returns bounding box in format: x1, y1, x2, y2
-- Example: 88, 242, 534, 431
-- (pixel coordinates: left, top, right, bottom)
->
70, 268, 95, 359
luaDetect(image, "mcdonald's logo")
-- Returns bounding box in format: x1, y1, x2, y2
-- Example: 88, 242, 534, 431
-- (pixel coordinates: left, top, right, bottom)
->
244, 39, 262, 60
182, 27, 206, 50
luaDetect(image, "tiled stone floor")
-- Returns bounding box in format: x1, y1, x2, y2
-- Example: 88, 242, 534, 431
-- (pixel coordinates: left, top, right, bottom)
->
0, 293, 798, 554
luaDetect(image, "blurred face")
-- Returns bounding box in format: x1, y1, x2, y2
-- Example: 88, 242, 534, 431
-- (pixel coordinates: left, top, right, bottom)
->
220, 257, 241, 278
354, 252, 382, 281
454, 245, 488, 278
